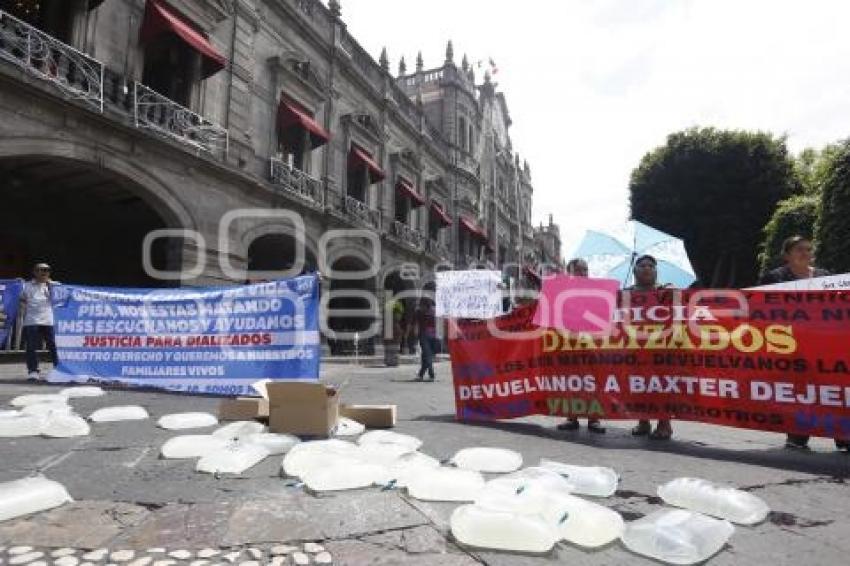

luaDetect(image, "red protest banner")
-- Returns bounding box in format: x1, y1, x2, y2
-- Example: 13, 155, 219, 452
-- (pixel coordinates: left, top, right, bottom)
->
448, 289, 850, 438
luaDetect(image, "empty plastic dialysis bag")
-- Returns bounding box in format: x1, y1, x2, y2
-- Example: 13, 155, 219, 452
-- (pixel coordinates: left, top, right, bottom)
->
356, 442, 415, 467
451, 504, 560, 553
373, 451, 441, 488
161, 435, 229, 459
41, 414, 91, 438
621, 509, 734, 565
0, 415, 45, 437
196, 442, 270, 474
334, 417, 366, 437
303, 461, 387, 492
10, 393, 69, 407
539, 458, 619, 497
281, 439, 360, 479
451, 447, 523, 473
156, 412, 218, 430
498, 467, 575, 497
211, 421, 266, 440
245, 432, 300, 455
20, 402, 72, 417
405, 467, 485, 502
89, 406, 149, 422
0, 476, 73, 522
475, 479, 624, 548
658, 477, 770, 525
59, 386, 105, 398
357, 430, 422, 451
541, 491, 624, 547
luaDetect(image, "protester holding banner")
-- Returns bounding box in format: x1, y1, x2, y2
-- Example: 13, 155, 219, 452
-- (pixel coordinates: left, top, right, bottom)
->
20, 263, 58, 381
415, 296, 438, 381
557, 258, 606, 434
628, 255, 674, 440
758, 235, 848, 452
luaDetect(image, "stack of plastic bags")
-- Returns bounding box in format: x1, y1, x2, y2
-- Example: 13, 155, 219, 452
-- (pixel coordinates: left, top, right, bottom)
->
620, 477, 769, 564
450, 462, 624, 553
160, 420, 300, 475
0, 386, 108, 438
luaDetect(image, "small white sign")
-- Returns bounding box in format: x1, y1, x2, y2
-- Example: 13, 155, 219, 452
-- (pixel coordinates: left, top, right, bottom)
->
749, 272, 850, 291
436, 270, 503, 319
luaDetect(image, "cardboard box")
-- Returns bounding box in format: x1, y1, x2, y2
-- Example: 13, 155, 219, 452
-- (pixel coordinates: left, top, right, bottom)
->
340, 404, 397, 428
218, 397, 269, 421
267, 381, 338, 437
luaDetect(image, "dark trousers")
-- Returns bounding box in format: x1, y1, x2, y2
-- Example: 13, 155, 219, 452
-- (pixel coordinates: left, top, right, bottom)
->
24, 325, 57, 373
418, 335, 437, 380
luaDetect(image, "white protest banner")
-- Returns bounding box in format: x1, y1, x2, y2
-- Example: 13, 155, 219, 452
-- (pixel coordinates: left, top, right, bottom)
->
749, 272, 850, 291
436, 270, 503, 319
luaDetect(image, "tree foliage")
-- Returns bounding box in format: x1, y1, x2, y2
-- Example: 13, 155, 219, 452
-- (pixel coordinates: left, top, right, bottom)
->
814, 139, 850, 273
758, 194, 819, 274
629, 127, 798, 288
793, 145, 838, 196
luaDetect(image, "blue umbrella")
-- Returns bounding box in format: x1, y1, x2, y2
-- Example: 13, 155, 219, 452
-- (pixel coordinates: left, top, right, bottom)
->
572, 220, 697, 289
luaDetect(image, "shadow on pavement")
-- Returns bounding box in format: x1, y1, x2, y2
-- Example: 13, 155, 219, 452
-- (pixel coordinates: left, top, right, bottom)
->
411, 414, 850, 478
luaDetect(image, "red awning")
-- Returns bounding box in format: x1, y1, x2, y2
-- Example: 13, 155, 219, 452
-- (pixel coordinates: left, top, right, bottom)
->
140, 0, 227, 78
348, 144, 385, 184
460, 215, 487, 240
396, 177, 426, 207
429, 202, 452, 226
277, 96, 330, 149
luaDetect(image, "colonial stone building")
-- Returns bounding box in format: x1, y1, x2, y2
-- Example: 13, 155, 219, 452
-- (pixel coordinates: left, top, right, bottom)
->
0, 0, 561, 352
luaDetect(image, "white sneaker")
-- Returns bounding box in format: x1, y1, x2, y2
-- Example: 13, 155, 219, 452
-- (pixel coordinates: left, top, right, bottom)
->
27, 371, 40, 381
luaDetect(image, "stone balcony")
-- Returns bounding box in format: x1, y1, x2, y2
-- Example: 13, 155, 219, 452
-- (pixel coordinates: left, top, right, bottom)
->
389, 220, 423, 251
269, 158, 324, 208
0, 9, 227, 156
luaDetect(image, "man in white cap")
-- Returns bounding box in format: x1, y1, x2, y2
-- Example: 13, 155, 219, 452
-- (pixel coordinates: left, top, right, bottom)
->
20, 262, 58, 381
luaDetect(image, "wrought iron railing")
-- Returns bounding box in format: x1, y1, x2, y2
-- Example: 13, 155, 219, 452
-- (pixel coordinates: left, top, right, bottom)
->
455, 151, 479, 177
389, 220, 423, 250
134, 83, 228, 154
269, 158, 323, 206
339, 194, 380, 229
0, 10, 103, 111
427, 238, 450, 260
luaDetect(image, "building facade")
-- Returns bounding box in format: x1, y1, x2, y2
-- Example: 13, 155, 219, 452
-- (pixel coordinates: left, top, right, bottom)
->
0, 0, 561, 352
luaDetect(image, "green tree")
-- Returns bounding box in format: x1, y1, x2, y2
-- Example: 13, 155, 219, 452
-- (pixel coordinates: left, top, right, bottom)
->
629, 127, 798, 287
793, 145, 838, 196
814, 139, 850, 273
758, 194, 819, 274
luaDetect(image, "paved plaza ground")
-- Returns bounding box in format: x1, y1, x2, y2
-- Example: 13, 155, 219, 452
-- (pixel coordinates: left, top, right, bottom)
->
1, 360, 849, 565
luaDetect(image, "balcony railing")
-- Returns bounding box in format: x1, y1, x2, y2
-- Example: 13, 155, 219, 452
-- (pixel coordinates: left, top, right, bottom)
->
0, 10, 103, 111
389, 220, 423, 250
456, 151, 478, 177
134, 83, 228, 154
0, 11, 228, 157
427, 238, 450, 260
339, 194, 380, 229
269, 158, 323, 207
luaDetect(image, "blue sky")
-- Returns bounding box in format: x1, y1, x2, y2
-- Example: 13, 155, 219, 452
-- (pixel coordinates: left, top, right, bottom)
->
337, 0, 850, 256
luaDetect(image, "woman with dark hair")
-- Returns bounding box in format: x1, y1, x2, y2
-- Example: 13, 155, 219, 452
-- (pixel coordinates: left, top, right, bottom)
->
556, 258, 606, 434
628, 254, 674, 440
759, 236, 848, 452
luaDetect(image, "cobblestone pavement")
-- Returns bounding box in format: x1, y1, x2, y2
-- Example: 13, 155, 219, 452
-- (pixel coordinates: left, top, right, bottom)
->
1, 361, 849, 565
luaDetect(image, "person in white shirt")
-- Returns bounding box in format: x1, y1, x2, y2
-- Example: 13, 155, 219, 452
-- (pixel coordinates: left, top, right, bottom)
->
20, 262, 58, 381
